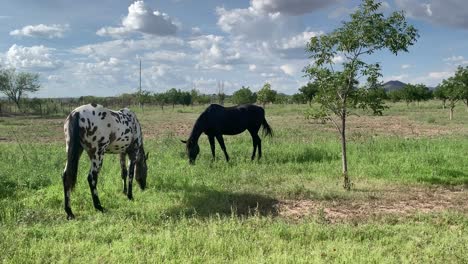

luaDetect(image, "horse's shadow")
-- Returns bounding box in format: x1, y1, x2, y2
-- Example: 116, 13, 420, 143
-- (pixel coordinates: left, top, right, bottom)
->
160, 183, 279, 218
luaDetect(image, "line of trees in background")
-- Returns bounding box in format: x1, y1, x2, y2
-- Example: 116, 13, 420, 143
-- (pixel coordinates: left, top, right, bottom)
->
1, 66, 467, 119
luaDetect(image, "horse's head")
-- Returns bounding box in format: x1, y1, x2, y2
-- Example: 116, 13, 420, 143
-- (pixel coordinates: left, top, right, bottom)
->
181, 139, 199, 165
135, 149, 149, 190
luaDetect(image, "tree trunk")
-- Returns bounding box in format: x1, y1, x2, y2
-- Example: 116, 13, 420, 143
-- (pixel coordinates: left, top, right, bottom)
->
341, 111, 351, 191
449, 107, 454, 120
442, 100, 446, 109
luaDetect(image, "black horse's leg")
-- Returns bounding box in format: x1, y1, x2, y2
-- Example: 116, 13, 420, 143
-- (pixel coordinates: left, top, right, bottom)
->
87, 150, 105, 212
257, 136, 262, 159
216, 135, 230, 162
208, 135, 216, 160
120, 153, 128, 194
127, 155, 136, 200
249, 132, 259, 160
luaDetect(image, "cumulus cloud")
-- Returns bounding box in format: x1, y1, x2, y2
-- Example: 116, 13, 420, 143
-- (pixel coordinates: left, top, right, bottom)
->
5, 44, 62, 70
143, 51, 188, 62
280, 64, 301, 76
249, 64, 257, 71
190, 35, 242, 70
251, 0, 339, 16
97, 1, 178, 37
10, 24, 69, 38
395, 0, 468, 29
73, 37, 184, 59
216, 6, 305, 42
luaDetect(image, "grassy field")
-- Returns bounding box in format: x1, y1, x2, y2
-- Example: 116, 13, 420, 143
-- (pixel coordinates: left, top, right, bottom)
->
0, 102, 467, 263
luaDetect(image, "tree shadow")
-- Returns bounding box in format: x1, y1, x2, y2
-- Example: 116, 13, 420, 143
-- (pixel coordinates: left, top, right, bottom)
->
418, 169, 468, 186
0, 179, 19, 199
160, 183, 279, 218
272, 147, 338, 164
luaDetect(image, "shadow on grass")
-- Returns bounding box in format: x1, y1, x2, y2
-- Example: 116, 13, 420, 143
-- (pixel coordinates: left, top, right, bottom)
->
418, 169, 468, 186
160, 183, 279, 218
0, 179, 20, 199
271, 147, 338, 164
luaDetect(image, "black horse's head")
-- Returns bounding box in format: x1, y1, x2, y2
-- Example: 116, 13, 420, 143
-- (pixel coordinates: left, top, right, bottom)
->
135, 148, 149, 190
181, 139, 199, 165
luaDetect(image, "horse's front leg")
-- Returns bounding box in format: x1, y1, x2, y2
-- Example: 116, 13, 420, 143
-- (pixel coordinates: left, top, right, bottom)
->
127, 157, 136, 200
120, 153, 128, 194
208, 135, 216, 160
88, 150, 105, 212
215, 135, 230, 162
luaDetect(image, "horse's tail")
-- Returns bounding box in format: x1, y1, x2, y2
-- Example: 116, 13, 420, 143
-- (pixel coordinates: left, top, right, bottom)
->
261, 117, 273, 137
63, 111, 82, 190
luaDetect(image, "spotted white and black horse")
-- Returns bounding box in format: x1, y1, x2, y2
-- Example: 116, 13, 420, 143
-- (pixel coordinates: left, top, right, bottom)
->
62, 103, 148, 220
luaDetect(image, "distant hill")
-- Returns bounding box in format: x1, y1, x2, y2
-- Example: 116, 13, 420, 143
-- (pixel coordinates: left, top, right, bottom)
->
383, 80, 406, 92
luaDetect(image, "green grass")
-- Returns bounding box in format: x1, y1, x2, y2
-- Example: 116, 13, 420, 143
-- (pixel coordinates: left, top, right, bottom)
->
1, 102, 467, 263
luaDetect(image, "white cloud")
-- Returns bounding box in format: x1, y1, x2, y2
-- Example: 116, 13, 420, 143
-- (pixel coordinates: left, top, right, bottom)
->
276, 31, 322, 50
401, 64, 412, 69
190, 35, 242, 70
395, 0, 468, 29
143, 51, 188, 62
428, 71, 453, 79
5, 44, 62, 70
216, 6, 299, 41
444, 55, 464, 62
73, 37, 184, 59
332, 55, 344, 64
97, 1, 178, 37
280, 64, 302, 76
10, 24, 69, 38
249, 64, 257, 71
251, 0, 339, 15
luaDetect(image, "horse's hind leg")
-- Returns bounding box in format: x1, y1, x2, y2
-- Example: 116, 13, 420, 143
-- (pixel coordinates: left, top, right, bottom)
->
87, 150, 105, 212
62, 171, 75, 220
120, 153, 128, 194
215, 135, 230, 162
249, 133, 260, 160
62, 148, 83, 220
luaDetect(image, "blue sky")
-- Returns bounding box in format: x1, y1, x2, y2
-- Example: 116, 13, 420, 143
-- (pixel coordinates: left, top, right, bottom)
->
0, 0, 466, 97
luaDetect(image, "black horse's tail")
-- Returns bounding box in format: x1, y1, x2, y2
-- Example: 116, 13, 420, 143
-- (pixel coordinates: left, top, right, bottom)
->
262, 117, 273, 137
63, 111, 82, 190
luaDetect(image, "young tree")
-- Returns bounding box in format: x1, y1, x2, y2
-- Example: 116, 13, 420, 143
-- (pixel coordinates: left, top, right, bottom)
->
433, 85, 448, 109
438, 79, 461, 120
190, 88, 200, 106
257, 82, 277, 107
299, 82, 319, 105
0, 68, 40, 110
454, 66, 468, 111
231, 86, 256, 105
153, 92, 168, 110
166, 88, 180, 108
305, 0, 418, 190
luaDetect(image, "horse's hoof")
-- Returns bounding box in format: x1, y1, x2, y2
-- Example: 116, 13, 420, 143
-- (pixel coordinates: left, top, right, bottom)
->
95, 205, 106, 213
67, 213, 75, 220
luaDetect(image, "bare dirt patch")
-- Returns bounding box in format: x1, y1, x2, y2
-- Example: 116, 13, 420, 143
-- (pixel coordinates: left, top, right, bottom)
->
276, 186, 468, 223
346, 115, 459, 138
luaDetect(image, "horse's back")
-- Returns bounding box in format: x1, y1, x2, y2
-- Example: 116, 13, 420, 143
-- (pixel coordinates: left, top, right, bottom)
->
201, 104, 264, 135
65, 104, 141, 154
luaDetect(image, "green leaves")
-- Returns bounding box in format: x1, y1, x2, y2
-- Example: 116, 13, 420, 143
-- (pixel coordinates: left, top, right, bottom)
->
305, 0, 419, 117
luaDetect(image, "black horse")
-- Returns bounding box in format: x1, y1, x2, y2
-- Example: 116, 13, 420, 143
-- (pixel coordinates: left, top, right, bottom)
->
182, 104, 273, 164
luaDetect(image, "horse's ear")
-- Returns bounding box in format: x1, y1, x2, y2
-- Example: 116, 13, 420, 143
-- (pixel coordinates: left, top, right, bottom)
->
180, 140, 187, 144
145, 152, 149, 161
